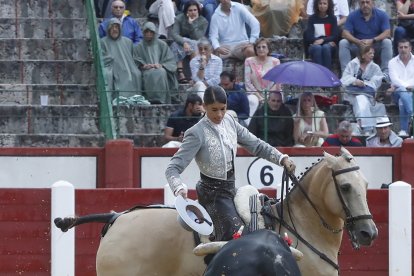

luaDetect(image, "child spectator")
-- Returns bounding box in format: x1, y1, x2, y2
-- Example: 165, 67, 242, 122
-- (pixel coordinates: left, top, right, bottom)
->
304, 0, 339, 70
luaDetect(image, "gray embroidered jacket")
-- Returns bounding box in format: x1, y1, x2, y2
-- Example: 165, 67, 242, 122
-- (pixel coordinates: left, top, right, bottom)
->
165, 114, 288, 195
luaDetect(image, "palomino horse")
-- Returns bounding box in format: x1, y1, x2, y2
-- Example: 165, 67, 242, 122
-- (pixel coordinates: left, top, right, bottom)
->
54, 147, 377, 276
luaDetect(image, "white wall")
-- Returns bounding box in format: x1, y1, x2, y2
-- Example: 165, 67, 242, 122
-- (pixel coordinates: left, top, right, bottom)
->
142, 155, 393, 189
0, 156, 97, 189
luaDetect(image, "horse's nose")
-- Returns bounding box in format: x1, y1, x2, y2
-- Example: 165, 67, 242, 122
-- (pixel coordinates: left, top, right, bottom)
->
359, 224, 378, 245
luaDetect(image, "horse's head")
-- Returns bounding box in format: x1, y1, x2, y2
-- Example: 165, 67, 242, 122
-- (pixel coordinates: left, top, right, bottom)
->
323, 147, 378, 248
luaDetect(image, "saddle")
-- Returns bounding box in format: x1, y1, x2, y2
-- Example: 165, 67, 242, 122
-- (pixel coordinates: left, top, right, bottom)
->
234, 185, 276, 231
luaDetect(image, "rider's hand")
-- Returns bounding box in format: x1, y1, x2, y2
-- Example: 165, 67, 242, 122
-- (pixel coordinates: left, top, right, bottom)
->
177, 188, 187, 199
281, 157, 296, 174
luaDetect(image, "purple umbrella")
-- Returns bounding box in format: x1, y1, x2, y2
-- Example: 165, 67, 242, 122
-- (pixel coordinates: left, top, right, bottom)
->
263, 60, 341, 87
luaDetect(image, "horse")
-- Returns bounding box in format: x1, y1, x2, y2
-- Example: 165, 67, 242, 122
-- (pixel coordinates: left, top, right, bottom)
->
54, 147, 378, 276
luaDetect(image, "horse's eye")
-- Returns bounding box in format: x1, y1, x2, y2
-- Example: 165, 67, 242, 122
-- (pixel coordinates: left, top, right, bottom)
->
340, 183, 351, 192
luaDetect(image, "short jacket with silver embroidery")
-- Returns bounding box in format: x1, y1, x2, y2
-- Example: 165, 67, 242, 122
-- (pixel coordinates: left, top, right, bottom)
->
165, 114, 287, 194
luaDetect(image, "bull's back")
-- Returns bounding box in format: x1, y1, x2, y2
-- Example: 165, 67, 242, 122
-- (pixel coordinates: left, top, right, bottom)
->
96, 208, 205, 276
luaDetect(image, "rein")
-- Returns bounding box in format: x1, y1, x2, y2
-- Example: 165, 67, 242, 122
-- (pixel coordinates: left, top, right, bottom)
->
264, 164, 371, 271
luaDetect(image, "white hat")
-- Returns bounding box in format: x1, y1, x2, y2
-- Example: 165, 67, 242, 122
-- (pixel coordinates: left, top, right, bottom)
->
376, 116, 393, 128
175, 195, 214, 235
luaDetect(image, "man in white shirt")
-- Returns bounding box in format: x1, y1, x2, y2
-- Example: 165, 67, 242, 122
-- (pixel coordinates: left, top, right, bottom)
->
209, 0, 260, 60
388, 38, 414, 136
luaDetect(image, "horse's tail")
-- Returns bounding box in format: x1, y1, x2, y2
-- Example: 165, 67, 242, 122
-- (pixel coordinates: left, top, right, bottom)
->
54, 212, 119, 232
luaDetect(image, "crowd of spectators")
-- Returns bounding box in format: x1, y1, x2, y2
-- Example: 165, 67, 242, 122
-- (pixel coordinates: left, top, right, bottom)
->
96, 0, 412, 147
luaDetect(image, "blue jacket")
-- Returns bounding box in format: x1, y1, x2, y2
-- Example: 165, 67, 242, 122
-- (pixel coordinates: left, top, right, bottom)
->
227, 84, 249, 121
99, 16, 143, 45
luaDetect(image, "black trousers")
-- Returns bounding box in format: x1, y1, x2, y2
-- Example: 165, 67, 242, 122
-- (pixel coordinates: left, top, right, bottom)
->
196, 173, 243, 241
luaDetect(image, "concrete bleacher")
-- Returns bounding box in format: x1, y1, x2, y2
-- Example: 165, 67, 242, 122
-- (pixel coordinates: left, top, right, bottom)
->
0, 0, 405, 147
0, 0, 105, 147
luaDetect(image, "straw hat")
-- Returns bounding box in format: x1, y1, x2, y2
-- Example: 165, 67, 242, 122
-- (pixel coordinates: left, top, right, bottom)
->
175, 195, 213, 235
375, 116, 392, 128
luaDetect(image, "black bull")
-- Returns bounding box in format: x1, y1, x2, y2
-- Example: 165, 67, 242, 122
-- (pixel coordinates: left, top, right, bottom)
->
204, 229, 301, 276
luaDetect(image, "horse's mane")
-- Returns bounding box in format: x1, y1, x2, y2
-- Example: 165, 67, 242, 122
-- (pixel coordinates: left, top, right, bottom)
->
297, 157, 323, 183
288, 151, 353, 195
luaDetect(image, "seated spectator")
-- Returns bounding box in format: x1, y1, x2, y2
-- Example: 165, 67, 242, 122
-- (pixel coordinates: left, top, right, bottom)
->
293, 92, 329, 147
219, 71, 250, 127
304, 0, 338, 70
339, 0, 392, 79
341, 45, 386, 135
101, 18, 142, 98
388, 39, 414, 136
209, 0, 260, 60
250, 0, 305, 37
99, 0, 143, 45
163, 93, 204, 147
306, 0, 349, 30
393, 0, 414, 55
189, 38, 223, 99
322, 120, 363, 146
179, 0, 219, 32
170, 1, 209, 83
366, 116, 403, 147
248, 91, 294, 146
133, 22, 178, 104
147, 0, 176, 38
94, 0, 112, 18
244, 37, 282, 125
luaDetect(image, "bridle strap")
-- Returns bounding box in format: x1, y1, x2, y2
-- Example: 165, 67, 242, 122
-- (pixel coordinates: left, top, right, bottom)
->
331, 166, 373, 225
287, 173, 343, 233
272, 164, 371, 269
331, 165, 373, 249
332, 166, 360, 177
261, 206, 340, 270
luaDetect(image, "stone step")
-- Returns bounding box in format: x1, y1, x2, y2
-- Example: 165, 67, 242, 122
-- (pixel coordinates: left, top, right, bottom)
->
0, 38, 91, 60
0, 105, 100, 134
0, 84, 97, 105
112, 102, 402, 147
114, 104, 181, 134
0, 133, 105, 147
119, 134, 165, 147
0, 0, 86, 18
0, 60, 95, 85
0, 18, 89, 39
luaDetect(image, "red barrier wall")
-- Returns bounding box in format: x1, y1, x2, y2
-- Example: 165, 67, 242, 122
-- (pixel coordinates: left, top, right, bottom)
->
1, 188, 412, 275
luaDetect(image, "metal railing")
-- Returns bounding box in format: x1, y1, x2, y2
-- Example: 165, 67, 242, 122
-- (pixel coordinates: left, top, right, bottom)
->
84, 0, 117, 140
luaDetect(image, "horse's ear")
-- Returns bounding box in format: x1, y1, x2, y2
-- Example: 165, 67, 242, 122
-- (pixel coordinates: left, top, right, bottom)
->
340, 146, 351, 156
323, 151, 336, 168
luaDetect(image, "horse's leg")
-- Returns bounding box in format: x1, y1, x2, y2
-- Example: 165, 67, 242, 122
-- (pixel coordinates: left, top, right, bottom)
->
54, 212, 117, 232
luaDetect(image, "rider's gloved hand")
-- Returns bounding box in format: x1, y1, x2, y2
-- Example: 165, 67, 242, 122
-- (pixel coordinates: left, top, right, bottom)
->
174, 183, 188, 199
281, 157, 296, 174
176, 188, 188, 199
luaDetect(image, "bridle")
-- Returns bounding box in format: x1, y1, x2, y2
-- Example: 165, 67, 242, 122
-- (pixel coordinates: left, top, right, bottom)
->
261, 163, 373, 271
331, 166, 373, 249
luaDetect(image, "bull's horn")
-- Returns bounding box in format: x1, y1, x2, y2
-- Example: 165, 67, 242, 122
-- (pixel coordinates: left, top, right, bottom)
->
193, 241, 227, 256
